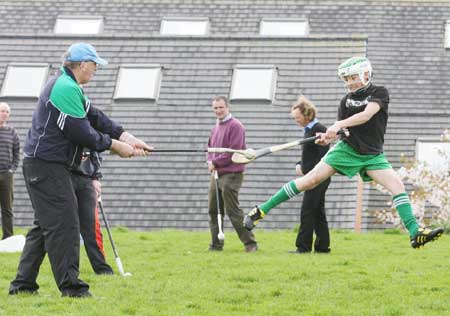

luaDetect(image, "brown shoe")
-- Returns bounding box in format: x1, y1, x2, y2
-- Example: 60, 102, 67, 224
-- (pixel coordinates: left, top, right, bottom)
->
245, 244, 258, 253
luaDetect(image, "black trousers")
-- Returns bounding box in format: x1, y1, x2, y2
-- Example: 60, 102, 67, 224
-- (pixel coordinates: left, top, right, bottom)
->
208, 172, 256, 249
71, 174, 113, 274
9, 158, 89, 296
0, 171, 14, 239
295, 178, 331, 253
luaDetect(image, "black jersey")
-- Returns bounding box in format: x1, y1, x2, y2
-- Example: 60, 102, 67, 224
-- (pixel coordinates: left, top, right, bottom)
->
338, 84, 389, 155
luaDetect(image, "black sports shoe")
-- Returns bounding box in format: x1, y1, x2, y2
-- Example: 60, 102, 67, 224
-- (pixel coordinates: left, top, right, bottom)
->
9, 288, 38, 295
410, 227, 444, 248
208, 245, 223, 251
245, 244, 258, 253
288, 249, 310, 254
243, 206, 265, 230
96, 270, 114, 275
61, 290, 92, 298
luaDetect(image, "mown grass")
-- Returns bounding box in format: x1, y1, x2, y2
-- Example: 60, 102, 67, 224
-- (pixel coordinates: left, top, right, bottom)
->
0, 228, 449, 316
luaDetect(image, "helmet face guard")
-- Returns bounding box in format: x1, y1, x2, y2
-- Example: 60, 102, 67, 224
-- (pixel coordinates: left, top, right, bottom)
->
338, 56, 372, 92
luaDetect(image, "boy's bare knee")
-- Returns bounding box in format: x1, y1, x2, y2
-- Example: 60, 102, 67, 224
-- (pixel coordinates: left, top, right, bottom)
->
299, 173, 321, 190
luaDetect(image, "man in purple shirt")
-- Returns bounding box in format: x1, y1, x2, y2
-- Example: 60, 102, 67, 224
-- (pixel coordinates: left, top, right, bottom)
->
207, 96, 257, 252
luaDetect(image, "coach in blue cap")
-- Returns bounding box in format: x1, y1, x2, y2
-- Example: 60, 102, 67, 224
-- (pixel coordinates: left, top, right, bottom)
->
65, 42, 108, 66
9, 43, 152, 298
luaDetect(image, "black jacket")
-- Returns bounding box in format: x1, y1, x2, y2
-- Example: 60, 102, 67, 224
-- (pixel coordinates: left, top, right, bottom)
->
297, 122, 329, 174
70, 149, 102, 179
24, 67, 123, 167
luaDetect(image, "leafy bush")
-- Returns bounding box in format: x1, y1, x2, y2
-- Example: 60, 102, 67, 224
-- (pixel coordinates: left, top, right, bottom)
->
372, 129, 450, 229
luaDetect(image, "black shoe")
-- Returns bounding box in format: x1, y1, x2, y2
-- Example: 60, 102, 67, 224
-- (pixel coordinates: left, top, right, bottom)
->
314, 248, 331, 254
95, 270, 114, 275
245, 244, 258, 253
208, 245, 223, 251
61, 290, 92, 298
243, 206, 265, 230
410, 227, 444, 248
288, 248, 310, 254
9, 288, 38, 295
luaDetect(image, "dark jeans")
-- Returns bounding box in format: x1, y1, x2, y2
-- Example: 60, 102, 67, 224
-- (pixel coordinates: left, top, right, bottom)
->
71, 174, 113, 274
295, 178, 331, 253
0, 171, 14, 239
9, 158, 89, 296
208, 172, 256, 249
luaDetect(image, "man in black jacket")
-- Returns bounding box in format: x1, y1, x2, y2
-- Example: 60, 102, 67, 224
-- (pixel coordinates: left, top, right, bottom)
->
291, 96, 331, 253
9, 43, 151, 298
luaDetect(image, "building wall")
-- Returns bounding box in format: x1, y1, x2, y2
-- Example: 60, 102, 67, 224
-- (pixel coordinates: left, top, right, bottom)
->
0, 0, 449, 231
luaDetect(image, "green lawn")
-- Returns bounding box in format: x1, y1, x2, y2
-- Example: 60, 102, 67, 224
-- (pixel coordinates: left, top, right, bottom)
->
1, 228, 449, 316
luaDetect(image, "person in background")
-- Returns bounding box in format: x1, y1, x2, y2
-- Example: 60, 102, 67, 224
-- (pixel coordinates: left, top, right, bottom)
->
71, 149, 113, 275
291, 96, 331, 254
0, 102, 20, 240
207, 96, 257, 253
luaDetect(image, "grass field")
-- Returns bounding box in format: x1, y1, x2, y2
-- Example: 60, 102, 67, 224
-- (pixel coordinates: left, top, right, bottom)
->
0, 228, 449, 316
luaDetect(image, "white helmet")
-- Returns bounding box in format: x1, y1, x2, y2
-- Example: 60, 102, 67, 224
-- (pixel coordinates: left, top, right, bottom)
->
338, 56, 372, 90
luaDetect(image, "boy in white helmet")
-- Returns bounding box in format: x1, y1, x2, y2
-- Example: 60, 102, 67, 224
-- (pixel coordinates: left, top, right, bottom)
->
244, 56, 443, 249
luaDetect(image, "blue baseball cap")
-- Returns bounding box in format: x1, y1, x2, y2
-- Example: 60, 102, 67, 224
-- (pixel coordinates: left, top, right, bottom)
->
65, 43, 108, 66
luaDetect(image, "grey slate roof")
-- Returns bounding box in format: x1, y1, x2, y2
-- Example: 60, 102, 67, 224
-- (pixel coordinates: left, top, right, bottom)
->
0, 0, 449, 232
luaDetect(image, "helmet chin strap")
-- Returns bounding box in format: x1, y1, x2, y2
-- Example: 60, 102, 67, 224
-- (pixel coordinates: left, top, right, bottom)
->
350, 82, 372, 94
346, 72, 372, 93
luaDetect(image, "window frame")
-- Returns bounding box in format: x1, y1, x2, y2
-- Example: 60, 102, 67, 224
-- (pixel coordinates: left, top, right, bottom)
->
229, 65, 278, 102
259, 18, 310, 37
415, 137, 450, 173
445, 21, 450, 48
113, 64, 163, 100
0, 63, 49, 98
160, 17, 210, 36
54, 15, 104, 35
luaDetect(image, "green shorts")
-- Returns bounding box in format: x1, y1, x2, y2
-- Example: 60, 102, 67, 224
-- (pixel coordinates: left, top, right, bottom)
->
323, 141, 392, 182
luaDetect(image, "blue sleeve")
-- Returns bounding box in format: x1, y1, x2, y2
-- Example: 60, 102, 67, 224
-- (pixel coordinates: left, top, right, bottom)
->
61, 115, 112, 152
86, 104, 124, 140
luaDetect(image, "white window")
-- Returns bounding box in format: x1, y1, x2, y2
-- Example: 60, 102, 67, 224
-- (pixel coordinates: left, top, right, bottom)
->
54, 16, 104, 35
445, 21, 450, 48
114, 65, 162, 100
416, 138, 450, 173
230, 65, 277, 101
260, 19, 309, 37
160, 18, 209, 36
0, 64, 49, 98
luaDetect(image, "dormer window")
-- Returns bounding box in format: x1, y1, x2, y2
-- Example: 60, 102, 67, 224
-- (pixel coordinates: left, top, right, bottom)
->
54, 16, 104, 35
260, 18, 309, 37
160, 17, 209, 36
114, 65, 162, 100
1, 64, 49, 98
230, 65, 278, 102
